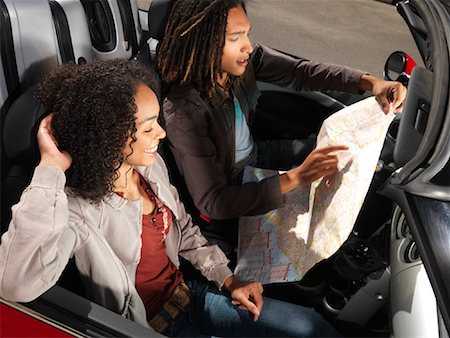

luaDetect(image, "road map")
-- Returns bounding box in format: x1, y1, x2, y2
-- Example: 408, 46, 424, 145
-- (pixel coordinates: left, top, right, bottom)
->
234, 97, 395, 284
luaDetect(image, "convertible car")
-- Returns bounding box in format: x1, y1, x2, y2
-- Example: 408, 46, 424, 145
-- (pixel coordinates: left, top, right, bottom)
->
0, 0, 449, 337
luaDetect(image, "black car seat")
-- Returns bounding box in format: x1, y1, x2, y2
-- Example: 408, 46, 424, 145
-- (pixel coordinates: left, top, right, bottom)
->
1, 89, 162, 338
0, 0, 93, 218
1, 87, 44, 234
2, 0, 99, 290
0, 1, 164, 334
146, 0, 207, 227
1, 86, 86, 297
1, 0, 144, 232
145, 0, 173, 63
145, 0, 189, 207
144, 0, 234, 279
145, 0, 241, 272
1, 0, 60, 196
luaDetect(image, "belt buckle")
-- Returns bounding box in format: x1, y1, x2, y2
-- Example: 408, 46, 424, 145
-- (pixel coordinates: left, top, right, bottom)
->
149, 283, 191, 333
170, 283, 190, 312
149, 313, 169, 333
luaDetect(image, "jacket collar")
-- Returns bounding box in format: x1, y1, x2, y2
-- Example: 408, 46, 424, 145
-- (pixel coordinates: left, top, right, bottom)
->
102, 157, 179, 220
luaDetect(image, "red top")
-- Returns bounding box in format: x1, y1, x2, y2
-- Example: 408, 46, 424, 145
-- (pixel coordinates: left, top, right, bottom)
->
116, 175, 183, 320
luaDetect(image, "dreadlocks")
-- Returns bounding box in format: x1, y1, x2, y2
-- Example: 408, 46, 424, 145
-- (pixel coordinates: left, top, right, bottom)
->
157, 0, 246, 99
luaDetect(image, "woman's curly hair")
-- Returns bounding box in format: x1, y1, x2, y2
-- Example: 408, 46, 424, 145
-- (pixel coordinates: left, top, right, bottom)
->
35, 59, 161, 203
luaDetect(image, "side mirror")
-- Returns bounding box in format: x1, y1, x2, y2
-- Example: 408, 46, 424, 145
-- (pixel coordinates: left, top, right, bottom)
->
384, 51, 416, 87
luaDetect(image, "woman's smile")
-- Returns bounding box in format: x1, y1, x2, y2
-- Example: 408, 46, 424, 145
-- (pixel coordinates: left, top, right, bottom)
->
145, 144, 159, 155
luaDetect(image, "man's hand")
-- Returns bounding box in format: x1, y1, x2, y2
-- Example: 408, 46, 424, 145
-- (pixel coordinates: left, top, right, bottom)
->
223, 275, 264, 322
360, 74, 407, 114
38, 114, 72, 172
280, 145, 349, 194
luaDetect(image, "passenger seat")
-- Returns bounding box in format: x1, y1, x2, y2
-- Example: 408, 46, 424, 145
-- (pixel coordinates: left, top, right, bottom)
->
0, 2, 165, 336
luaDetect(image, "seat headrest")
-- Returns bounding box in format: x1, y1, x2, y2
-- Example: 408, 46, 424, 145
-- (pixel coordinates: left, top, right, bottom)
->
148, 0, 173, 41
3, 86, 47, 168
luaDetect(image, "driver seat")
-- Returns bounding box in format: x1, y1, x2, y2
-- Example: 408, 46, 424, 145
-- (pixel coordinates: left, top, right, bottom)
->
145, 0, 173, 63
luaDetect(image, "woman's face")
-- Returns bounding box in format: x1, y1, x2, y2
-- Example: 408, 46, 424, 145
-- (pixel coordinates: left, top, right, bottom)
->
122, 84, 166, 167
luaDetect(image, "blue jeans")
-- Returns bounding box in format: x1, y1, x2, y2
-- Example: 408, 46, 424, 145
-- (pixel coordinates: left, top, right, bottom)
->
162, 280, 341, 337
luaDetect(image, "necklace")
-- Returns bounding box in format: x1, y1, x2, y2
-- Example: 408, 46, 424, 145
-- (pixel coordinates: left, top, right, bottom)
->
141, 177, 170, 240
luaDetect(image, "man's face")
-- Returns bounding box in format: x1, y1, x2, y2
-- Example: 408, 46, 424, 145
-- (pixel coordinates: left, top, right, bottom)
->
221, 6, 253, 78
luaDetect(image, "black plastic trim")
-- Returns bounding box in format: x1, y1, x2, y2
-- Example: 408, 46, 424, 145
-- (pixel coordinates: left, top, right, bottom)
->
117, 0, 138, 56
397, 1, 430, 67
49, 0, 75, 64
26, 285, 164, 337
0, 0, 20, 105
410, 196, 450, 334
0, 0, 20, 209
381, 184, 450, 334
392, 0, 449, 187
80, 0, 116, 53
392, 67, 433, 169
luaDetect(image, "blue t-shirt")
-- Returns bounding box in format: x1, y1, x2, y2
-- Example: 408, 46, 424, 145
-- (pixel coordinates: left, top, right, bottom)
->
234, 96, 255, 170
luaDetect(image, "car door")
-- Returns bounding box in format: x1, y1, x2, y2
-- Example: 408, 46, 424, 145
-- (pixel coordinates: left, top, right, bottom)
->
380, 0, 450, 336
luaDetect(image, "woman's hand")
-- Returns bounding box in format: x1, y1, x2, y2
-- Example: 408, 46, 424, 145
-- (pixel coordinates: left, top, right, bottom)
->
280, 145, 349, 194
37, 115, 72, 172
223, 275, 264, 322
360, 74, 407, 114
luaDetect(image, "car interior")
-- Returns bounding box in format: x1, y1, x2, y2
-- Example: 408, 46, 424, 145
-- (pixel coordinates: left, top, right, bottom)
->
0, 0, 448, 337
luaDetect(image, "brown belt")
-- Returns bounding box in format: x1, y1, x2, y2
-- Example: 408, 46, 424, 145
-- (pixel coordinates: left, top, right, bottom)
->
149, 282, 191, 333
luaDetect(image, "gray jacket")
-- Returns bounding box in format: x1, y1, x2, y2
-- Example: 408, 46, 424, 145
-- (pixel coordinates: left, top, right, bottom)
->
0, 155, 233, 328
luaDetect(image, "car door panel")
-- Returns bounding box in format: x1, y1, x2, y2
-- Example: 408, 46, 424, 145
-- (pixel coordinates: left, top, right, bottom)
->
382, 1, 450, 333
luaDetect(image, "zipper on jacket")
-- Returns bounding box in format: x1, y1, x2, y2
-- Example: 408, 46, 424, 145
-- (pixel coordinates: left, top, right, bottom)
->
120, 293, 132, 317
90, 211, 133, 317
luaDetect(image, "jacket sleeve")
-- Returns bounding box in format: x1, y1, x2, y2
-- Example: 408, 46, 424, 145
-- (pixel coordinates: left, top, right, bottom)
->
148, 158, 233, 289
172, 181, 233, 289
251, 43, 365, 93
0, 165, 79, 302
163, 97, 283, 220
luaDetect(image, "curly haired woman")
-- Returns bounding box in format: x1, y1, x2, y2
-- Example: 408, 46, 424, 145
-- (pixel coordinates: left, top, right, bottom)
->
0, 59, 341, 337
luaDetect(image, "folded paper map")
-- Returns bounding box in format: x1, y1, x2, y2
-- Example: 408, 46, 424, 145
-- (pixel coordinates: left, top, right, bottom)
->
234, 97, 395, 284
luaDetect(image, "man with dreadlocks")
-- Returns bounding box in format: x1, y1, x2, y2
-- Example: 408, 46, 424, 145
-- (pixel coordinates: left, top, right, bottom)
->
158, 0, 405, 270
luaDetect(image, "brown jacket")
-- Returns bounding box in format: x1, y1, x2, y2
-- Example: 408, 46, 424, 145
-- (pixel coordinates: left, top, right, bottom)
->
163, 43, 364, 220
